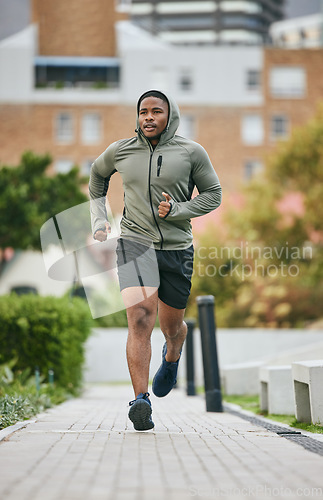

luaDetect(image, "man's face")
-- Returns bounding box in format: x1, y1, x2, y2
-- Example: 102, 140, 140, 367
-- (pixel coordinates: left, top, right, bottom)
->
138, 96, 169, 146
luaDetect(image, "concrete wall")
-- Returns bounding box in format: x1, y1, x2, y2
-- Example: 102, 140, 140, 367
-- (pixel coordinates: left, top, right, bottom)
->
0, 26, 36, 102
84, 327, 323, 387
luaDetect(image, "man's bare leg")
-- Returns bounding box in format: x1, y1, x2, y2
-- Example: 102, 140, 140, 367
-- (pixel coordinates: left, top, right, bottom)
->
158, 299, 187, 362
122, 287, 158, 397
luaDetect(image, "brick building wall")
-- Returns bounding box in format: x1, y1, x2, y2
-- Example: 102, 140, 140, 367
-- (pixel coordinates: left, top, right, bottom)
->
263, 48, 323, 137
0, 103, 134, 213
31, 0, 128, 57
1, 48, 323, 214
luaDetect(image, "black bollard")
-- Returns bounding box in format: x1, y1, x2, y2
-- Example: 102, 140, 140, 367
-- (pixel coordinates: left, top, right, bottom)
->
185, 319, 196, 396
196, 295, 223, 412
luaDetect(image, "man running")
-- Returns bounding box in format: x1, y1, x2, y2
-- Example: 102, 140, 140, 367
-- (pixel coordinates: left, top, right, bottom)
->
89, 90, 222, 431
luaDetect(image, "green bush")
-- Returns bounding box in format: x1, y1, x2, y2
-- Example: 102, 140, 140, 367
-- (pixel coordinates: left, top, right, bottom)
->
186, 229, 323, 328
0, 295, 93, 393
0, 358, 71, 429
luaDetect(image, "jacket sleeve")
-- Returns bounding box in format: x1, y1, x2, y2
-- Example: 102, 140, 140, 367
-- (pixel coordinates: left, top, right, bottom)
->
167, 143, 222, 220
89, 142, 118, 237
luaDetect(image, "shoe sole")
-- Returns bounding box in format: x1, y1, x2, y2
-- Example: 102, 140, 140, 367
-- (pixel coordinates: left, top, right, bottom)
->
128, 400, 154, 431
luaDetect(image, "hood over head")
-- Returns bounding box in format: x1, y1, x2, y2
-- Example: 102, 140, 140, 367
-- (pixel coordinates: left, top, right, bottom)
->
136, 89, 180, 144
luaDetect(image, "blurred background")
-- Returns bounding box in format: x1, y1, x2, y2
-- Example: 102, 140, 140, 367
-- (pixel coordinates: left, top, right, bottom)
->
0, 0, 322, 329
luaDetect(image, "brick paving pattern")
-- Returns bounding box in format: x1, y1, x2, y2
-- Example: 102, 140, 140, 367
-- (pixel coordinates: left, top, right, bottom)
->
0, 385, 322, 500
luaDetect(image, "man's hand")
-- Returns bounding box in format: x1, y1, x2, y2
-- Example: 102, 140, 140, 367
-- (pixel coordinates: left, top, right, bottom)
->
158, 192, 172, 218
94, 222, 111, 242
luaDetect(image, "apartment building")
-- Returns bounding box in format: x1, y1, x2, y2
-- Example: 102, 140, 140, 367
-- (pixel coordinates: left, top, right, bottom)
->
0, 0, 322, 216
130, 0, 285, 45
270, 13, 323, 48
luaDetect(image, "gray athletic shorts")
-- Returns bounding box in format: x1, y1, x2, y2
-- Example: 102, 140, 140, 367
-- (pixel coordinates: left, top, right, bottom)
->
116, 238, 194, 309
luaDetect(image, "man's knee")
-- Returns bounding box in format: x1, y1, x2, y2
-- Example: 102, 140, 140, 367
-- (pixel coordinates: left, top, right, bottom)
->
163, 320, 186, 339
128, 303, 155, 331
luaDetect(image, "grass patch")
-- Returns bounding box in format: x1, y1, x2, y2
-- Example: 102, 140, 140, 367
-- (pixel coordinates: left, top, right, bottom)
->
222, 394, 260, 413
223, 393, 323, 434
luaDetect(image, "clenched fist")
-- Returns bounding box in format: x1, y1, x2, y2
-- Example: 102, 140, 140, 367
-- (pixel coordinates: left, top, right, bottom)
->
94, 222, 111, 241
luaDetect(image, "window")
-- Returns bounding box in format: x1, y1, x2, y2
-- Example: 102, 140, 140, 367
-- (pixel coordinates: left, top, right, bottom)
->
156, 2, 217, 14
246, 69, 261, 91
55, 112, 74, 143
221, 15, 264, 29
179, 68, 193, 92
81, 113, 102, 144
151, 67, 169, 91
54, 159, 74, 173
35, 57, 120, 89
220, 30, 262, 43
158, 16, 215, 29
270, 67, 306, 98
81, 159, 95, 176
244, 159, 264, 180
177, 115, 195, 140
220, 1, 262, 14
241, 115, 264, 145
271, 115, 289, 140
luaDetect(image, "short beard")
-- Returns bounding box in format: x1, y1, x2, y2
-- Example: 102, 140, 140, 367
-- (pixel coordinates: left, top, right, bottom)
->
141, 128, 165, 142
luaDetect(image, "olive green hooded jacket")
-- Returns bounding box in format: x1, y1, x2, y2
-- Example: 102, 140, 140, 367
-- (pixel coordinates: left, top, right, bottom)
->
89, 90, 222, 250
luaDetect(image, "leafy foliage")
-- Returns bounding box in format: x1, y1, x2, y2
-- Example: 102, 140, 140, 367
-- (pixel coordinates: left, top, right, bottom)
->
268, 105, 323, 235
0, 359, 70, 429
0, 151, 88, 250
188, 106, 323, 327
0, 295, 93, 392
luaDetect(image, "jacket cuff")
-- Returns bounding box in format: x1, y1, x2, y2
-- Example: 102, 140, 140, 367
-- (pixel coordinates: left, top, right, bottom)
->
163, 201, 173, 220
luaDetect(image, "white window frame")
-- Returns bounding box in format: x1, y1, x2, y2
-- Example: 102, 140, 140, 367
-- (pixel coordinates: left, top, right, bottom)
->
241, 114, 264, 146
151, 67, 169, 91
270, 66, 306, 98
177, 115, 196, 140
55, 112, 74, 144
81, 112, 102, 145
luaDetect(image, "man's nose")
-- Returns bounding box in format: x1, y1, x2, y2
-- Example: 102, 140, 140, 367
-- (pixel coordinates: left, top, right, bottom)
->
145, 112, 154, 120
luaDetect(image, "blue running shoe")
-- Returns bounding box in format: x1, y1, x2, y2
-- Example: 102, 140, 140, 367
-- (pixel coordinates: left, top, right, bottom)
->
128, 392, 154, 431
152, 343, 181, 398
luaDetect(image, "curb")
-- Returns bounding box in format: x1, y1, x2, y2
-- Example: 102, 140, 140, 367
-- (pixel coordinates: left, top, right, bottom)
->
224, 401, 323, 442
0, 418, 36, 442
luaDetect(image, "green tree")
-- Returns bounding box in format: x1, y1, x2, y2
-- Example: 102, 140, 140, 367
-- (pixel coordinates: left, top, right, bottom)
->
226, 106, 323, 261
0, 152, 88, 269
191, 106, 323, 327
268, 106, 323, 235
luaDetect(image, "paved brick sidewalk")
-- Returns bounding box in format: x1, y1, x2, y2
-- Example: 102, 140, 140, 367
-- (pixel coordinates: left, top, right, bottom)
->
0, 385, 323, 500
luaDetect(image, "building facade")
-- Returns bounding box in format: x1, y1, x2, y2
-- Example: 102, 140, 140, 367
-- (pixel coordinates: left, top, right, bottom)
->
130, 0, 285, 45
270, 13, 323, 48
0, 0, 322, 216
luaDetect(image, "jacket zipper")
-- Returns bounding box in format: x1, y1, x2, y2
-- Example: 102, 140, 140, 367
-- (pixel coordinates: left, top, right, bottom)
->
148, 151, 164, 249
157, 155, 162, 177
